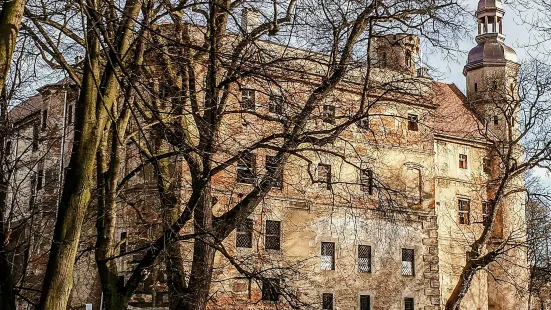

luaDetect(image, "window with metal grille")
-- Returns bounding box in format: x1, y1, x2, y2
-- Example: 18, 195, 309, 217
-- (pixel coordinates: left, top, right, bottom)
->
358, 245, 371, 273
120, 231, 127, 254
261, 278, 280, 302
237, 152, 256, 184
483, 157, 492, 174
32, 122, 39, 152
360, 169, 374, 195
360, 295, 371, 310
269, 95, 284, 115
459, 154, 468, 169
408, 114, 418, 131
321, 242, 335, 270
322, 105, 336, 124
401, 248, 415, 276
322, 293, 334, 310
236, 219, 253, 248
318, 163, 331, 190
265, 156, 283, 189
265, 220, 281, 250
458, 199, 471, 225
41, 109, 48, 131
404, 297, 414, 310
241, 89, 256, 111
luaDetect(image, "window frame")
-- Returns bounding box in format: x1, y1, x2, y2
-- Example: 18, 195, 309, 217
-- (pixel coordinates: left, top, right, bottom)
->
240, 88, 256, 111
404, 297, 415, 310
261, 278, 280, 302
358, 245, 372, 273
236, 218, 254, 248
459, 154, 468, 169
321, 242, 335, 271
236, 152, 256, 185
407, 114, 419, 131
268, 94, 285, 115
458, 198, 471, 225
322, 293, 334, 310
265, 220, 281, 251
265, 155, 283, 189
359, 295, 371, 310
401, 248, 415, 276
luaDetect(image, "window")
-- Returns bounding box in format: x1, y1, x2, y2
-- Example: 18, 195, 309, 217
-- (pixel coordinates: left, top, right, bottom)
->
268, 95, 284, 115
474, 83, 478, 92
407, 114, 418, 131
322, 105, 336, 124
67, 104, 74, 125
380, 52, 387, 68
236, 219, 253, 248
482, 201, 492, 226
322, 293, 334, 310
360, 168, 374, 195
405, 50, 412, 67
265, 155, 283, 189
118, 275, 125, 287
358, 245, 372, 273
120, 231, 127, 254
37, 161, 44, 190
241, 89, 256, 111
317, 164, 332, 190
321, 242, 335, 270
5, 140, 11, 157
483, 157, 492, 174
41, 109, 48, 131
360, 295, 371, 310
401, 248, 415, 276
29, 174, 37, 208
32, 122, 39, 152
404, 297, 414, 310
459, 154, 468, 169
265, 220, 281, 250
261, 278, 280, 302
237, 152, 256, 184
357, 117, 369, 130
493, 115, 499, 125
458, 199, 471, 225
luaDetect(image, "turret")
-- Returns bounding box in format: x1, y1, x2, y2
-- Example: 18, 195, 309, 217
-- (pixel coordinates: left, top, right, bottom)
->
372, 34, 420, 76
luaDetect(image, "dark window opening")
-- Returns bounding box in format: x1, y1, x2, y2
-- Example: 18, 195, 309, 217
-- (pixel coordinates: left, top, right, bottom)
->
407, 114, 419, 131
360, 295, 371, 310
493, 115, 499, 125
32, 122, 39, 152
459, 154, 468, 169
405, 50, 412, 68
67, 104, 74, 125
483, 157, 492, 174
5, 140, 12, 156
37, 161, 44, 190
357, 117, 369, 130
317, 163, 332, 190
120, 231, 127, 254
401, 248, 415, 276
458, 199, 471, 225
360, 168, 374, 195
265, 220, 281, 250
321, 242, 335, 270
265, 155, 283, 189
404, 297, 414, 310
358, 245, 372, 273
474, 83, 478, 92
380, 52, 387, 68
41, 109, 48, 131
118, 275, 125, 288
241, 89, 256, 111
261, 278, 280, 302
482, 201, 493, 226
236, 219, 253, 248
269, 95, 285, 115
322, 105, 336, 124
237, 152, 256, 184
29, 174, 37, 208
322, 293, 334, 310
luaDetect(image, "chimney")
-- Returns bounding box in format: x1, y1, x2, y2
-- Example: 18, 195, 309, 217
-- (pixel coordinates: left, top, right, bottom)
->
417, 67, 431, 79
242, 8, 260, 34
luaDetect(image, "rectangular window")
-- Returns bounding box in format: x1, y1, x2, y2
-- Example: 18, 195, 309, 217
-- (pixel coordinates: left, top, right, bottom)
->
407, 114, 418, 131
265, 155, 283, 189
360, 295, 371, 310
241, 89, 256, 111
120, 231, 127, 254
321, 242, 335, 270
482, 201, 492, 226
67, 104, 74, 125
41, 109, 48, 131
269, 95, 284, 115
358, 245, 372, 273
322, 293, 334, 310
318, 163, 331, 190
459, 154, 468, 169
118, 275, 125, 287
360, 168, 374, 195
236, 219, 253, 248
483, 157, 492, 174
261, 278, 280, 302
458, 199, 471, 225
322, 105, 336, 124
265, 220, 281, 250
493, 115, 499, 125
5, 140, 11, 157
401, 248, 415, 276
237, 152, 256, 184
380, 52, 387, 68
357, 118, 369, 130
404, 297, 414, 310
32, 122, 39, 152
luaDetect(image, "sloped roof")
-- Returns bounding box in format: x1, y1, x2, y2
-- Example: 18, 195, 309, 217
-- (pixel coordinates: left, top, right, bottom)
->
9, 94, 42, 123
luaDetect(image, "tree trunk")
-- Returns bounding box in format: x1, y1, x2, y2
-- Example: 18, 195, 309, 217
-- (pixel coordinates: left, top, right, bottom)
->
0, 0, 26, 97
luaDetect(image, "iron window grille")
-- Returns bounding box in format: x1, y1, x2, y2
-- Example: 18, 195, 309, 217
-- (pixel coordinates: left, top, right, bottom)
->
322, 293, 334, 310
241, 89, 256, 111
404, 297, 414, 310
317, 163, 332, 190
265, 156, 283, 189
407, 114, 419, 131
459, 154, 468, 169
360, 295, 371, 310
321, 242, 335, 270
236, 219, 253, 248
401, 248, 415, 276
261, 278, 280, 302
265, 220, 281, 250
322, 105, 336, 124
458, 199, 471, 225
269, 95, 285, 115
360, 168, 374, 195
237, 152, 256, 184
358, 245, 372, 273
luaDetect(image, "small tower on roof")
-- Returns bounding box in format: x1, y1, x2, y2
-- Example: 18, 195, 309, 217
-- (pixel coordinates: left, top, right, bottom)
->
464, 0, 520, 134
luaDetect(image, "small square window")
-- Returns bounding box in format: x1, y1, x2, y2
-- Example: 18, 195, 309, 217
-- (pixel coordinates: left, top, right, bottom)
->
358, 245, 372, 273
360, 168, 374, 195
459, 154, 468, 169
265, 220, 281, 250
269, 95, 285, 115
322, 293, 334, 310
407, 114, 418, 131
404, 297, 414, 310
261, 278, 280, 302
321, 242, 335, 270
241, 89, 256, 111
236, 219, 253, 248
360, 295, 371, 310
322, 105, 336, 124
318, 163, 332, 190
401, 248, 415, 276
458, 199, 471, 225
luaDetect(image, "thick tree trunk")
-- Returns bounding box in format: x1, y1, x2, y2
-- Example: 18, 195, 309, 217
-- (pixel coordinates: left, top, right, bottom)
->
0, 0, 26, 98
